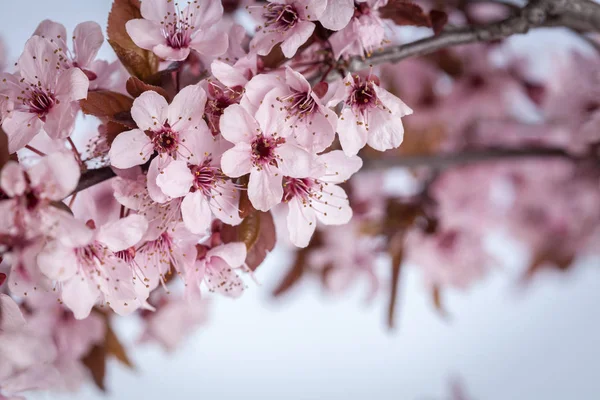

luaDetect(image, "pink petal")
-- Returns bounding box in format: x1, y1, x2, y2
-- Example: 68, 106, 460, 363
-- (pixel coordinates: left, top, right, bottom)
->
181, 191, 212, 234
337, 107, 368, 156
240, 74, 283, 115
186, 0, 223, 28
208, 179, 242, 226
290, 109, 336, 153
97, 214, 148, 252
189, 28, 228, 57
28, 152, 80, 200
285, 66, 311, 93
287, 197, 316, 248
248, 169, 283, 211
280, 21, 315, 58
0, 161, 26, 197
43, 101, 78, 139
374, 85, 413, 117
73, 21, 104, 68
109, 129, 153, 169
37, 242, 78, 281
318, 150, 363, 183
140, 0, 175, 22
125, 19, 166, 51
220, 143, 253, 177
131, 90, 168, 131
0, 293, 26, 332
366, 108, 405, 152
204, 257, 244, 298
208, 242, 247, 268
62, 277, 99, 320
319, 0, 354, 30
112, 176, 146, 210
153, 44, 191, 61
167, 83, 207, 131
220, 104, 260, 144
55, 67, 89, 101
254, 89, 287, 136
3, 111, 42, 152
44, 208, 94, 247
146, 157, 169, 203
18, 36, 60, 88
156, 159, 194, 198
211, 60, 248, 88
276, 143, 314, 178
178, 125, 212, 165
33, 19, 68, 50
313, 184, 352, 225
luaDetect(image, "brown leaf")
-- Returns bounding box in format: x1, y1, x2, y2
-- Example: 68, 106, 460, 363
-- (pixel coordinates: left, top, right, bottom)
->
107, 0, 158, 81
80, 91, 134, 122
260, 44, 286, 69
522, 246, 575, 281
0, 126, 8, 170
387, 233, 404, 329
105, 323, 134, 369
379, 0, 432, 28
126, 76, 170, 101
273, 248, 308, 297
82, 344, 107, 392
102, 121, 130, 147
221, 211, 276, 271
432, 285, 449, 318
429, 10, 448, 35
236, 176, 254, 219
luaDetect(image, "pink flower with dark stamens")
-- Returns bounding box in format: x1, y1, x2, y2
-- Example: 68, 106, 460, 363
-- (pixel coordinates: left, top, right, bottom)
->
0, 37, 89, 152
283, 150, 362, 247
202, 79, 244, 136
219, 103, 315, 211
108, 84, 210, 203
329, 73, 413, 156
248, 0, 326, 58
186, 242, 247, 298
37, 214, 149, 319
243, 66, 337, 152
126, 0, 228, 61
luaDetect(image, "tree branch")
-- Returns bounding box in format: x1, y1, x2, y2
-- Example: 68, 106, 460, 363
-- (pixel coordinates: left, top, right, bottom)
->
346, 0, 600, 72
72, 167, 116, 195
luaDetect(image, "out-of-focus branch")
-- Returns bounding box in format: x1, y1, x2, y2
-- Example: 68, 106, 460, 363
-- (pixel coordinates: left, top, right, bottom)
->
346, 0, 600, 72
72, 167, 116, 195
361, 148, 592, 170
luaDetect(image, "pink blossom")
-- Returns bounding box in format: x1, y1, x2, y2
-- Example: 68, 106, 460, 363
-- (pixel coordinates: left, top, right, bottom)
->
36, 214, 149, 319
248, 0, 327, 58
242, 67, 337, 152
319, 0, 355, 31
202, 77, 245, 135
329, 73, 413, 156
138, 293, 209, 352
283, 150, 362, 247
328, 1, 387, 59
126, 0, 228, 61
219, 103, 315, 211
186, 242, 247, 298
0, 37, 89, 152
108, 84, 212, 202
156, 135, 242, 234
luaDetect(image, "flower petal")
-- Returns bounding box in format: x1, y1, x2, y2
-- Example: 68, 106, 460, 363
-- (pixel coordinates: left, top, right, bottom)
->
73, 21, 104, 68
167, 83, 207, 131
280, 21, 314, 58
55, 65, 89, 101
18, 36, 60, 88
318, 150, 363, 183
109, 129, 153, 169
220, 143, 253, 178
62, 277, 100, 320
181, 191, 212, 234
97, 214, 149, 252
0, 161, 27, 197
37, 242, 78, 281
3, 111, 42, 152
28, 152, 80, 200
287, 197, 316, 248
208, 179, 242, 226
337, 107, 367, 156
131, 90, 168, 131
248, 169, 283, 211
220, 104, 260, 144
208, 242, 246, 268
277, 143, 314, 178
125, 19, 166, 50
156, 159, 194, 198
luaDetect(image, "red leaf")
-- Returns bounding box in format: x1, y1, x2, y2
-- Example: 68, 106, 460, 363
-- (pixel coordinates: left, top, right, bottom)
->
221, 211, 276, 271
82, 344, 107, 392
273, 248, 307, 297
107, 0, 159, 81
80, 91, 134, 120
387, 232, 404, 329
432, 285, 449, 319
106, 323, 134, 369
0, 272, 6, 287
0, 126, 9, 170
429, 10, 448, 35
126, 76, 170, 101
379, 0, 431, 28
312, 81, 329, 99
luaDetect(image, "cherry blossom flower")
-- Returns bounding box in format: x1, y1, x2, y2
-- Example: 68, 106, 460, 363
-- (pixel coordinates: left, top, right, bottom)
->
329, 73, 413, 156
186, 242, 247, 297
219, 103, 315, 211
138, 292, 210, 352
0, 37, 89, 152
33, 20, 105, 84
248, 0, 327, 58
283, 150, 362, 247
242, 67, 337, 152
156, 135, 242, 234
328, 0, 387, 59
108, 84, 211, 202
126, 0, 228, 61
202, 77, 244, 136
37, 214, 149, 319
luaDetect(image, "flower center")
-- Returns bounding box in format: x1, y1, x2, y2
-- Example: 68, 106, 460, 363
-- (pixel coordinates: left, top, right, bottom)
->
263, 4, 299, 32
283, 177, 317, 202
190, 159, 220, 195
279, 90, 317, 118
355, 1, 371, 16
349, 81, 377, 111
162, 8, 194, 49
251, 135, 285, 167
152, 127, 179, 155
115, 247, 136, 264
27, 89, 56, 120
205, 84, 243, 135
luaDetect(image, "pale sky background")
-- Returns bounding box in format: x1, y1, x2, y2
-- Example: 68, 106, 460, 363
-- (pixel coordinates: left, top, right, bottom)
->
1, 1, 600, 399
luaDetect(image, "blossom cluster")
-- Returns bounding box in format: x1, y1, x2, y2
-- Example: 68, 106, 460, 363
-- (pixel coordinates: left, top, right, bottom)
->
1, 0, 600, 397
